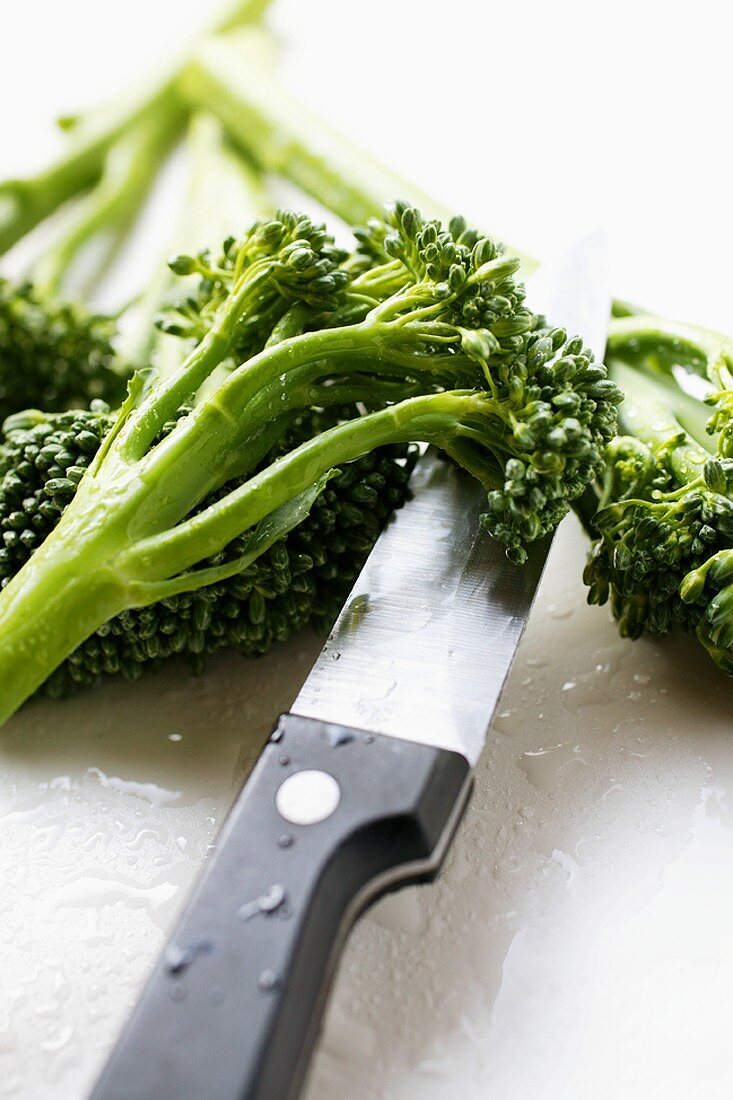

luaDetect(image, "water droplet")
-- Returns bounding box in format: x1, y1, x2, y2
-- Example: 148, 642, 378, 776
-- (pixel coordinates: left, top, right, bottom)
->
165, 937, 213, 975
238, 884, 287, 921
327, 728, 354, 747
258, 969, 280, 992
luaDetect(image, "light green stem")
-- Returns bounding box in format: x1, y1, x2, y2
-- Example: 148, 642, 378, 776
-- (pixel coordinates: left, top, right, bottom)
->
181, 30, 534, 270
0, 486, 132, 724
0, 0, 274, 258
120, 112, 270, 373
31, 101, 183, 297
120, 391, 483, 580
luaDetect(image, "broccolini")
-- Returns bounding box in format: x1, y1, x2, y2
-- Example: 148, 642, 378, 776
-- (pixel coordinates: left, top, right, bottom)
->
182, 30, 733, 677
0, 203, 620, 726
0, 403, 415, 696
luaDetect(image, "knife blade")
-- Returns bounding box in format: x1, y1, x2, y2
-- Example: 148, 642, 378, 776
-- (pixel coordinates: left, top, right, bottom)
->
294, 231, 611, 761
90, 234, 611, 1100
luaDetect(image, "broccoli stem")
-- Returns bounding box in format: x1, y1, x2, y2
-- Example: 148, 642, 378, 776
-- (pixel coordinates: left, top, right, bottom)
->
0, 87, 167, 258
31, 103, 183, 298
180, 30, 535, 269
121, 112, 269, 373
119, 392, 487, 583
0, 523, 130, 725
0, 0, 273, 257
0, 382, 478, 727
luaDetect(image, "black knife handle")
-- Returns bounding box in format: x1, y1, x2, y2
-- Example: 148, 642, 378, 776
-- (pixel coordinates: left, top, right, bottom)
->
89, 713, 471, 1100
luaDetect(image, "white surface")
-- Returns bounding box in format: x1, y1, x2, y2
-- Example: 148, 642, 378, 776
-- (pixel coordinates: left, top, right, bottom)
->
2, 2, 733, 1099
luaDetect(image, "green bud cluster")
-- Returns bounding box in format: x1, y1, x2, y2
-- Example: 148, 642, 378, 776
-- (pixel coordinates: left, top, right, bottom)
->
159, 210, 349, 362
0, 279, 125, 422
334, 204, 623, 563
0, 402, 115, 584
352, 202, 532, 351
481, 328, 623, 562
584, 440, 733, 637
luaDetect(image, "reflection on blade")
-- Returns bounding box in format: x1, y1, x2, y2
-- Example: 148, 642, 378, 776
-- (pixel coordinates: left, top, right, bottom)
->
292, 452, 549, 763
292, 235, 610, 764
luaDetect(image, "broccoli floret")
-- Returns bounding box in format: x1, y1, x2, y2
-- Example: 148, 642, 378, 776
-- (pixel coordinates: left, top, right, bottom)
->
0, 205, 618, 727
0, 280, 125, 420
0, 403, 415, 695
580, 316, 733, 673
182, 34, 733, 677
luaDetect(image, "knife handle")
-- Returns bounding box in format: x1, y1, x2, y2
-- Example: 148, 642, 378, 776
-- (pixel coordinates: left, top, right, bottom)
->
90, 713, 471, 1100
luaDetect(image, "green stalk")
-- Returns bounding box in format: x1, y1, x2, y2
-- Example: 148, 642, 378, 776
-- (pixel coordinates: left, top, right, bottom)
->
0, 78, 173, 258
118, 391, 486, 581
31, 100, 183, 298
608, 360, 713, 482
117, 307, 475, 512
0, 475, 135, 724
120, 112, 269, 373
180, 29, 535, 270
0, 0, 274, 257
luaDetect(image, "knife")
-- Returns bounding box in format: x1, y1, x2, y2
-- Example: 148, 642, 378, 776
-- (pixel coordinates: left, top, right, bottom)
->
90, 234, 610, 1100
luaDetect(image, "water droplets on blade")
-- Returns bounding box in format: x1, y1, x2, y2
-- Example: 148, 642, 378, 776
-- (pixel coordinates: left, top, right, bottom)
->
292, 235, 611, 764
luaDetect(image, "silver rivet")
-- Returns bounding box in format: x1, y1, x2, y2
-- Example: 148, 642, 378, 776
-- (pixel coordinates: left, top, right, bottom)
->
275, 770, 341, 825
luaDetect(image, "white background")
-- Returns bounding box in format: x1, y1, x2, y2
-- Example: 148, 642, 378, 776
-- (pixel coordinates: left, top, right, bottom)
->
2, 3, 733, 1099
3, 0, 732, 330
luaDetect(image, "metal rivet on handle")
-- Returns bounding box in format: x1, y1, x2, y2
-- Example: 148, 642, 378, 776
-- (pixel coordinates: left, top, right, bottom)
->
275, 770, 341, 825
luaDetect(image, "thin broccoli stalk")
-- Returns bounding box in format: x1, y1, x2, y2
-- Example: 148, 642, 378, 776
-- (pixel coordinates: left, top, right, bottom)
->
120, 112, 269, 374
30, 106, 182, 299
0, 0, 273, 257
180, 30, 537, 267
119, 393, 495, 582
583, 316, 733, 649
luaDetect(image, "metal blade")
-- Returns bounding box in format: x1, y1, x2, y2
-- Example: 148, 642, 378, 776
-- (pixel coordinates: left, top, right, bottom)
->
292, 235, 611, 763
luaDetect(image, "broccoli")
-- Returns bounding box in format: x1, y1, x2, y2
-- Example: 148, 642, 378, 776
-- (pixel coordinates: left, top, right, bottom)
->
183, 31, 733, 677
0, 109, 180, 421
582, 316, 733, 674
0, 280, 122, 419
0, 203, 619, 726
0, 0, 272, 257
0, 403, 416, 696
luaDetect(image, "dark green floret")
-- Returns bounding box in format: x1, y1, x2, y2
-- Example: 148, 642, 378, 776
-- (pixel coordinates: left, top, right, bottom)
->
0, 281, 125, 421
581, 315, 733, 673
